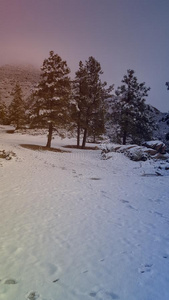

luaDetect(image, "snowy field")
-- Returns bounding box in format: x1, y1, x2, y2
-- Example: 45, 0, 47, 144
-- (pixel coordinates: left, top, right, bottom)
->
0, 125, 169, 300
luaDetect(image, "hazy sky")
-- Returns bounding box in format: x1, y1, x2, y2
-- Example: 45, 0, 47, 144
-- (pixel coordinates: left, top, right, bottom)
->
0, 0, 169, 112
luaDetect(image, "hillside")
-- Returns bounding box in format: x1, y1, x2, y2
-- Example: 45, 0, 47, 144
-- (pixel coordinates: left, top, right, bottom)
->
0, 64, 40, 106
0, 126, 169, 300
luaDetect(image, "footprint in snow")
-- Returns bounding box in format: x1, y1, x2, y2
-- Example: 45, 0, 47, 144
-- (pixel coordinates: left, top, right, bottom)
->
4, 278, 17, 284
139, 264, 153, 274
120, 200, 138, 211
89, 290, 119, 299
155, 198, 163, 203
127, 204, 138, 211
82, 270, 88, 274
154, 211, 163, 218
38, 261, 59, 277
89, 291, 97, 297
53, 278, 59, 282
26, 291, 40, 300
100, 258, 105, 262
120, 199, 129, 204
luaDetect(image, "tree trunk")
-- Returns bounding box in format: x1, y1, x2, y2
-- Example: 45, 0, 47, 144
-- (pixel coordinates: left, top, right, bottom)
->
46, 122, 53, 148
16, 119, 19, 130
93, 133, 96, 143
82, 128, 87, 149
77, 122, 80, 148
122, 119, 128, 145
123, 130, 127, 145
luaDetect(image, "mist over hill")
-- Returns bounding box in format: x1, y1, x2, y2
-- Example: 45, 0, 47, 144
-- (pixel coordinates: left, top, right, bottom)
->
0, 64, 40, 106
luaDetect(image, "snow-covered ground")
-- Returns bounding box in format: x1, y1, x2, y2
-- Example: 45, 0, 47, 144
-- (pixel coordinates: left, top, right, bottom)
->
0, 126, 169, 300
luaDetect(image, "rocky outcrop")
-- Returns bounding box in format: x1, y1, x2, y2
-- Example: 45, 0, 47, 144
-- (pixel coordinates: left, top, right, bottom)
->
101, 141, 169, 161
142, 140, 166, 154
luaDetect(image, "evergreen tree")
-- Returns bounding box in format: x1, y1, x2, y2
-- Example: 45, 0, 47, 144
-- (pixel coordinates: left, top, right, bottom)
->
72, 57, 113, 148
0, 94, 8, 124
9, 83, 26, 129
71, 61, 88, 147
27, 92, 45, 128
109, 70, 154, 145
33, 51, 71, 148
87, 107, 105, 143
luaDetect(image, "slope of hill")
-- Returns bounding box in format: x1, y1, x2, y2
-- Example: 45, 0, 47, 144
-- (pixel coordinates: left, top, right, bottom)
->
0, 126, 169, 300
0, 64, 40, 106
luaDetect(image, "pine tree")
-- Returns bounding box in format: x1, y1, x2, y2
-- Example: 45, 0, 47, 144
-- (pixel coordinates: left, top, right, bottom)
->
111, 70, 155, 144
0, 94, 8, 124
33, 51, 71, 148
87, 107, 105, 143
71, 61, 88, 147
27, 92, 45, 128
72, 57, 113, 148
109, 70, 154, 145
9, 83, 26, 129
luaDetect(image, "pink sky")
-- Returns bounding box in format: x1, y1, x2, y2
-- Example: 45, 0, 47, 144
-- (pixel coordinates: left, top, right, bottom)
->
1, 0, 169, 112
